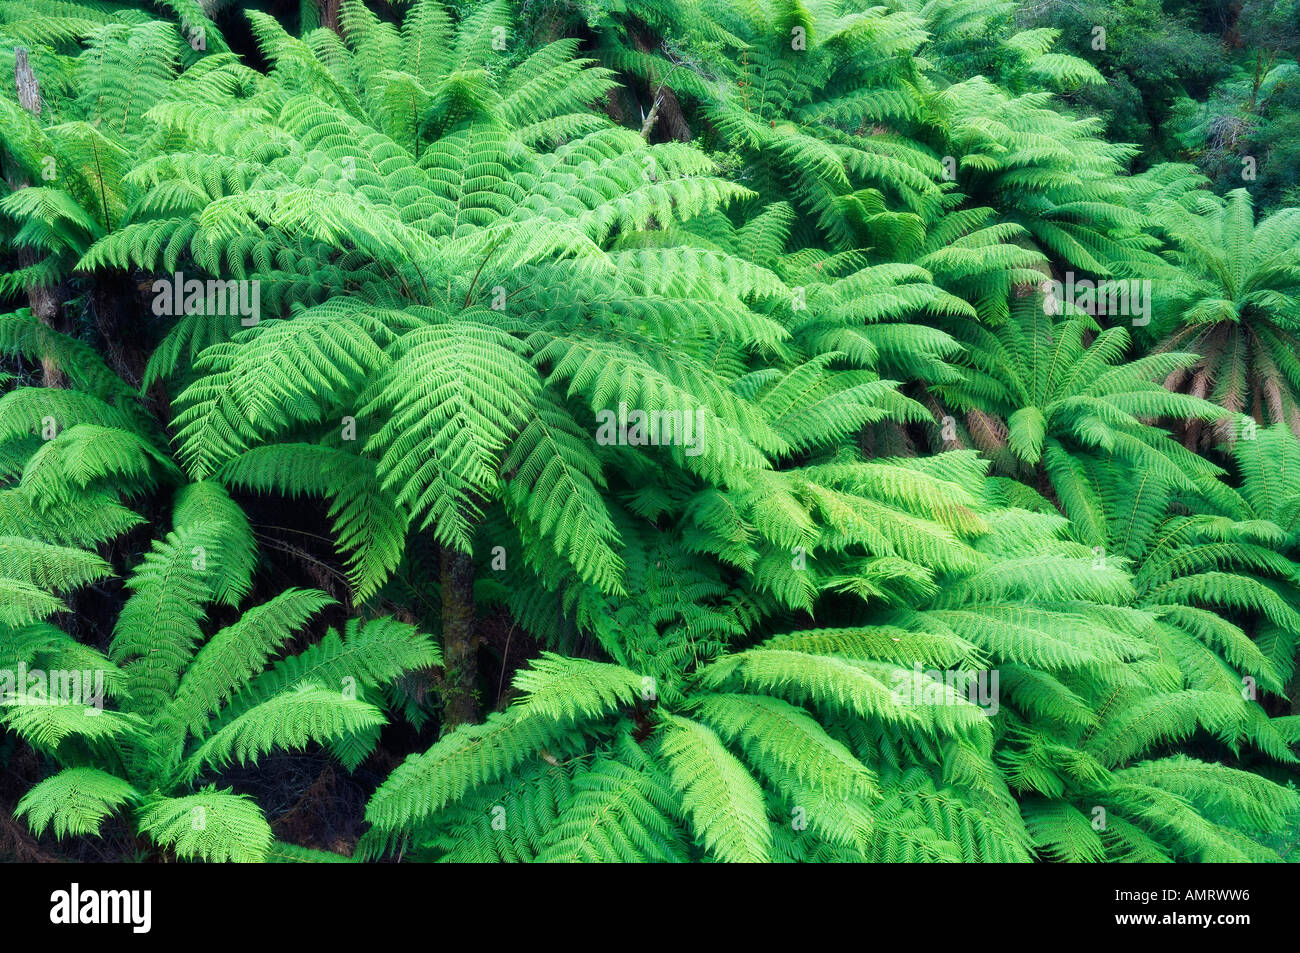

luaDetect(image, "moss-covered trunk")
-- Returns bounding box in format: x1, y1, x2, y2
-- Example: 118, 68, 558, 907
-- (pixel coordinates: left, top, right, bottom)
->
438, 544, 480, 727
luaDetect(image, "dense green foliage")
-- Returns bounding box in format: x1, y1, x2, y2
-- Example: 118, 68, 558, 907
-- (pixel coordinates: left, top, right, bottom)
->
0, 0, 1298, 863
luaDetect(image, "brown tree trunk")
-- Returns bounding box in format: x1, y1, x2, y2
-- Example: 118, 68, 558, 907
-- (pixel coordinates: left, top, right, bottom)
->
91, 270, 151, 388
21, 257, 68, 388
1183, 365, 1212, 450
631, 28, 691, 143
317, 0, 341, 33
438, 544, 480, 727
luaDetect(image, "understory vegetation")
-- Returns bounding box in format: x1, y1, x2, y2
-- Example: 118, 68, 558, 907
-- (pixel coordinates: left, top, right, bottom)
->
1, 0, 1299, 863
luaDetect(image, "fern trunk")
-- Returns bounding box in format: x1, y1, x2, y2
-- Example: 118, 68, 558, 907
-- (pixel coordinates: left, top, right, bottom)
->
20, 256, 68, 388
631, 27, 691, 142
317, 0, 341, 33
439, 545, 480, 727
91, 271, 151, 388
11, 49, 69, 388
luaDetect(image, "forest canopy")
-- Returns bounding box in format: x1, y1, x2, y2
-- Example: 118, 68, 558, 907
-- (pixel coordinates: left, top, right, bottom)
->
1, 0, 1299, 864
